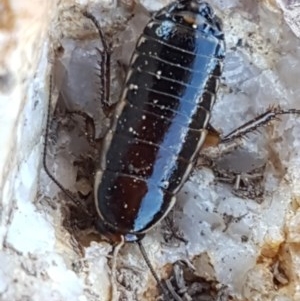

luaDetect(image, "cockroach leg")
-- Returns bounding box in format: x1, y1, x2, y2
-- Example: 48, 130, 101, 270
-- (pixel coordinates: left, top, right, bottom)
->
43, 75, 93, 217
83, 11, 113, 113
220, 106, 300, 144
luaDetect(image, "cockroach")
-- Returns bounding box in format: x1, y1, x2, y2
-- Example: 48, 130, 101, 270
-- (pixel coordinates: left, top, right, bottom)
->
94, 0, 225, 240
44, 0, 300, 299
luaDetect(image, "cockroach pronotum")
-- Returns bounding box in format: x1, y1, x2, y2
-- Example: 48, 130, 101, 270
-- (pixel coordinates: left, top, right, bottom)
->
44, 0, 300, 299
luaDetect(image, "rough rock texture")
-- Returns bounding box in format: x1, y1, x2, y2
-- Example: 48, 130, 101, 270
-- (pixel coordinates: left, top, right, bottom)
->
1, 0, 300, 300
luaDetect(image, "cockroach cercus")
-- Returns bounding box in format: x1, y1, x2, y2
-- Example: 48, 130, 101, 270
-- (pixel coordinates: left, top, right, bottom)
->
44, 0, 300, 299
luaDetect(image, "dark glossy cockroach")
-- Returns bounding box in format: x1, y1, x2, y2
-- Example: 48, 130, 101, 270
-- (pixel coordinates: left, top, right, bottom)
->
44, 1, 225, 298
94, 0, 225, 242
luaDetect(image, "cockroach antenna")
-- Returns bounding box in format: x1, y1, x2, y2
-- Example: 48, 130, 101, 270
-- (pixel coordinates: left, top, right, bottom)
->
137, 240, 182, 300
